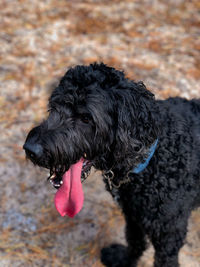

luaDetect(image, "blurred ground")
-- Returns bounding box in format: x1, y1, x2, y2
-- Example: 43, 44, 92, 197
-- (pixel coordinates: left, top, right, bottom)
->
0, 0, 200, 266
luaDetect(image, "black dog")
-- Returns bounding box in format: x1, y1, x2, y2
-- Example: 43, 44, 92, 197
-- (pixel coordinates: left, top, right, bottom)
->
23, 63, 200, 267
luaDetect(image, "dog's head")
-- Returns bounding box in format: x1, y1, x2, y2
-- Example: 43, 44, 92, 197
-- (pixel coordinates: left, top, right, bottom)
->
23, 63, 160, 216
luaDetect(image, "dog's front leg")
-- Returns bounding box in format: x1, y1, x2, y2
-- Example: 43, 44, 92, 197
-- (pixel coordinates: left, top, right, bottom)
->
151, 218, 188, 267
101, 215, 146, 267
125, 215, 147, 266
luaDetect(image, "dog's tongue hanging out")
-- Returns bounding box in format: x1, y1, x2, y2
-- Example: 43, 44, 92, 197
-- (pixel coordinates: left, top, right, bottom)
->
54, 159, 84, 217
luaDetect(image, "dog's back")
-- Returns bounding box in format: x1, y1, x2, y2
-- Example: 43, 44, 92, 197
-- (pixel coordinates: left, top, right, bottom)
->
161, 97, 200, 119
160, 97, 200, 135
160, 97, 200, 205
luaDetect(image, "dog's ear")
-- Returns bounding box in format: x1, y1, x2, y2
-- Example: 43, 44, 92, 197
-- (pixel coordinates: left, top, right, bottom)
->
114, 81, 161, 166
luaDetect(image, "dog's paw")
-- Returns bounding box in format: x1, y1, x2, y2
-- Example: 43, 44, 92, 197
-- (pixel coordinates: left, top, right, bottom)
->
101, 244, 133, 267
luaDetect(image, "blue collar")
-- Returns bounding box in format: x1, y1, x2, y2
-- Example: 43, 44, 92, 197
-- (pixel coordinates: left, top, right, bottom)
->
133, 139, 158, 174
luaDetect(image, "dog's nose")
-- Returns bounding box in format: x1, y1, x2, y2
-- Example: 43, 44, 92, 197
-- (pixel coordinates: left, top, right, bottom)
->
23, 142, 43, 160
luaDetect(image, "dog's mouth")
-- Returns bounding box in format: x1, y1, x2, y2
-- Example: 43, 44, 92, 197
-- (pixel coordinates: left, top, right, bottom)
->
47, 160, 92, 189
47, 158, 92, 218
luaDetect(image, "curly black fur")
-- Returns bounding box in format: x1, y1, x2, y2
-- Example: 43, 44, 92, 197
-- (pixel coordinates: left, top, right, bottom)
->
24, 63, 200, 267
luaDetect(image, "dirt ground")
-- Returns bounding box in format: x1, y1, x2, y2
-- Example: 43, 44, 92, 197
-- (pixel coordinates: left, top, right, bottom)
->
0, 0, 200, 266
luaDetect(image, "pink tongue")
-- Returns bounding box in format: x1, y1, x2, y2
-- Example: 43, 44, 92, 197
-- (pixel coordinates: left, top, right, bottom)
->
54, 159, 84, 217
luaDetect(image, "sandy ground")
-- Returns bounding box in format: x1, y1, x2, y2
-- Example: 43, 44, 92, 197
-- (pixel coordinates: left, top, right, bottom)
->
0, 0, 200, 266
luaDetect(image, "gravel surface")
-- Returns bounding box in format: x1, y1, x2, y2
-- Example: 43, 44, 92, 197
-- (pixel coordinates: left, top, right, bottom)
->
0, 0, 200, 266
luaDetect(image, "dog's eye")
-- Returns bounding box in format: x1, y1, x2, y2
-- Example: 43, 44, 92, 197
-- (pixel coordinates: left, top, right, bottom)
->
80, 114, 90, 124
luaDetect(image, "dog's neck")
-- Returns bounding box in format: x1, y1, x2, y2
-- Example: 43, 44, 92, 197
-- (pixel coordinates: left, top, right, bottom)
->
132, 139, 158, 174
102, 139, 159, 191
